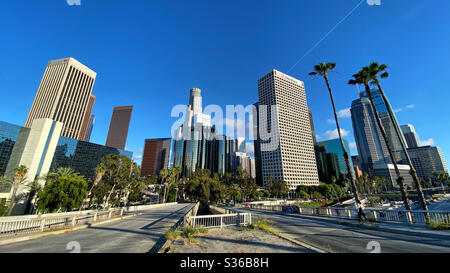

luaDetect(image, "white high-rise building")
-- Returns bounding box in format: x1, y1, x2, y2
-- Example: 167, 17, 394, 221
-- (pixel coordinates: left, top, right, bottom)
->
257, 69, 319, 189
25, 57, 97, 140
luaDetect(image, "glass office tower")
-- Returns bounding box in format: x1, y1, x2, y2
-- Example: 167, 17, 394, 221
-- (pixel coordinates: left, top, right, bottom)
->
315, 138, 355, 183
50, 136, 133, 180
360, 89, 407, 164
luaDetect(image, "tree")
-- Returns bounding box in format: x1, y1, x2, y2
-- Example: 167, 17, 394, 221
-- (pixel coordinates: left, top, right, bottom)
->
312, 191, 323, 201
349, 67, 412, 210
309, 63, 361, 206
298, 190, 309, 200
37, 168, 88, 213
434, 171, 449, 186
367, 62, 429, 212
266, 175, 289, 198
8, 165, 28, 215
80, 162, 106, 210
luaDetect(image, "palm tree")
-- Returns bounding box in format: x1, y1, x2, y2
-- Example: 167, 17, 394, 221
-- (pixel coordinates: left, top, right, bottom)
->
159, 168, 169, 203
349, 68, 411, 210
366, 62, 429, 212
8, 165, 28, 215
309, 63, 362, 206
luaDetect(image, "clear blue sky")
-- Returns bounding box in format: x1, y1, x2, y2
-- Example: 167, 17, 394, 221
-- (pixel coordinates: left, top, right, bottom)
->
1, 0, 449, 166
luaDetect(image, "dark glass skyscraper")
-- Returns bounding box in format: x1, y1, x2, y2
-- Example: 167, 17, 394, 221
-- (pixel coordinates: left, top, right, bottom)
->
351, 96, 389, 176
51, 136, 133, 180
315, 138, 355, 183
360, 89, 407, 164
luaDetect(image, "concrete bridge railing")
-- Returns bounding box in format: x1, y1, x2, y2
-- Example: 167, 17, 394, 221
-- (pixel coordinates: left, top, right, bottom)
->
0, 202, 180, 238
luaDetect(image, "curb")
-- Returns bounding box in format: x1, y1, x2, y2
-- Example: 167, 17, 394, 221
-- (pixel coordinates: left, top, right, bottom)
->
260, 210, 450, 241
0, 213, 140, 246
225, 207, 327, 253
261, 228, 327, 253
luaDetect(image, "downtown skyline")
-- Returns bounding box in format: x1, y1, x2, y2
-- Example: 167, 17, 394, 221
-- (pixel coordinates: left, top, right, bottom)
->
1, 0, 449, 165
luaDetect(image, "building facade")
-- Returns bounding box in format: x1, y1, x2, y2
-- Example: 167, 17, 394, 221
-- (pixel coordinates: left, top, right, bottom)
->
50, 136, 132, 180
315, 138, 355, 183
407, 146, 448, 181
105, 105, 133, 150
141, 138, 171, 177
79, 94, 96, 142
351, 96, 389, 176
25, 57, 97, 140
401, 124, 420, 148
351, 92, 414, 188
256, 69, 319, 189
0, 119, 132, 214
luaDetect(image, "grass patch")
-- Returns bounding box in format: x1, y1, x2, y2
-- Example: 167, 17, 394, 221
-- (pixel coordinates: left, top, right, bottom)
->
428, 219, 450, 230
165, 228, 181, 241
181, 226, 209, 245
245, 217, 281, 236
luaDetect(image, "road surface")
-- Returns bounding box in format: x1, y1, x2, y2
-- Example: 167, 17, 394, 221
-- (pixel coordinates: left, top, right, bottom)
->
0, 203, 194, 253
230, 207, 450, 253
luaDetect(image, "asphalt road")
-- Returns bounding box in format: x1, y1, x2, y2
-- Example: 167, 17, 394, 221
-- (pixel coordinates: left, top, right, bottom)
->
230, 207, 450, 253
0, 203, 194, 253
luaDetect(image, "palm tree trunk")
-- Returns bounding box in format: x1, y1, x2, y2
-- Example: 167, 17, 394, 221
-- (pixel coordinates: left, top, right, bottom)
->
375, 82, 429, 213
363, 82, 411, 210
324, 74, 361, 206
7, 182, 19, 216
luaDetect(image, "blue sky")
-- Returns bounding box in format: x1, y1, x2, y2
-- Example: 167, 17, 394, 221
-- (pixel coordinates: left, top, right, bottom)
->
1, 0, 449, 165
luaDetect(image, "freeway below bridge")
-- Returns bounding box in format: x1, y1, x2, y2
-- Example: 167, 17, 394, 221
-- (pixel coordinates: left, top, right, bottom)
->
229, 206, 450, 253
0, 203, 194, 253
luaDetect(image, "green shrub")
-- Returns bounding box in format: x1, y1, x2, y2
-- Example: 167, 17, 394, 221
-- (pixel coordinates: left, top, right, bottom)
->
428, 219, 450, 230
165, 228, 181, 241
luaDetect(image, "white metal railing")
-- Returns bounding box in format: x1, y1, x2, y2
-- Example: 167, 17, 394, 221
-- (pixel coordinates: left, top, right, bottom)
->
0, 208, 123, 238
238, 203, 449, 225
0, 202, 182, 239
188, 213, 251, 229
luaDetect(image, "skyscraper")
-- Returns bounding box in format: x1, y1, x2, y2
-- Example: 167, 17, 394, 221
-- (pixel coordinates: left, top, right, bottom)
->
315, 138, 355, 183
351, 96, 389, 175
308, 108, 317, 144
80, 94, 96, 141
360, 89, 407, 164
85, 114, 95, 142
25, 57, 97, 140
141, 138, 171, 177
105, 105, 133, 149
351, 93, 414, 188
401, 124, 420, 148
407, 146, 448, 181
256, 69, 319, 189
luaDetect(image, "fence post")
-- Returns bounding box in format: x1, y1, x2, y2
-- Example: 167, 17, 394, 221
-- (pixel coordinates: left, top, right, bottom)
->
298, 207, 303, 214
220, 215, 224, 229
347, 209, 352, 219
405, 211, 413, 224
72, 216, 76, 227
94, 213, 98, 222
249, 213, 252, 225
108, 211, 112, 219
120, 208, 124, 217
40, 219, 45, 231
372, 211, 378, 222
